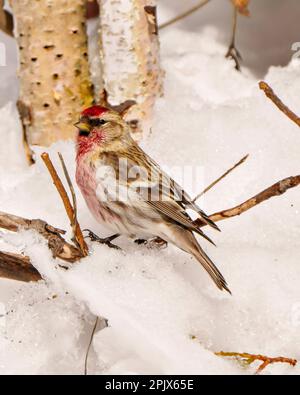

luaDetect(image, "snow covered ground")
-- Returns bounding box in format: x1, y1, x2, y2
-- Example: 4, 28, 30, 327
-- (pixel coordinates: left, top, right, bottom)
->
0, 1, 300, 375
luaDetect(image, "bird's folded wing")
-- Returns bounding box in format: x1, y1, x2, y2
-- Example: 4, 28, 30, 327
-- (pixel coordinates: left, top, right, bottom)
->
137, 147, 220, 231
117, 143, 219, 233
146, 199, 215, 245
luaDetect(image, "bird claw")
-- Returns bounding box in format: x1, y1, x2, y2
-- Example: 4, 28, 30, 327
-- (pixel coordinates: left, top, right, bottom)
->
134, 237, 168, 250
83, 229, 121, 250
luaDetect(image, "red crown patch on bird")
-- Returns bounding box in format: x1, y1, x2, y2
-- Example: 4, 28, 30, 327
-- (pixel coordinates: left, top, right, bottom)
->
81, 105, 109, 117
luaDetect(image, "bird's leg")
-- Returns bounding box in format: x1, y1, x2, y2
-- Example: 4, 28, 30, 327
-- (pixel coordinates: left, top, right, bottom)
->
83, 229, 121, 250
135, 237, 168, 249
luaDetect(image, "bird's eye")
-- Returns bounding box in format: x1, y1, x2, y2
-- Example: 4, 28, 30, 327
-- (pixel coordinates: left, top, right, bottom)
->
89, 118, 107, 127
79, 130, 90, 137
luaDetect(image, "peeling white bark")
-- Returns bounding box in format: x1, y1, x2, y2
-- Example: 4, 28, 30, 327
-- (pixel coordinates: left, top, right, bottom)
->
98, 0, 162, 137
11, 0, 94, 146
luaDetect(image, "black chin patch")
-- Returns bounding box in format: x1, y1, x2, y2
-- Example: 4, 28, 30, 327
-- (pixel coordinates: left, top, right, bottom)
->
79, 130, 90, 137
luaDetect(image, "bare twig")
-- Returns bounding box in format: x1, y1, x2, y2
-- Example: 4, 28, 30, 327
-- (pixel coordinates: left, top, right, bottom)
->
194, 175, 300, 227
41, 153, 88, 256
159, 0, 211, 30
84, 316, 99, 375
226, 5, 242, 71
17, 101, 35, 166
259, 81, 300, 128
0, 0, 13, 36
193, 154, 249, 202
216, 351, 297, 374
0, 211, 83, 263
0, 251, 41, 282
58, 152, 78, 242
210, 175, 300, 223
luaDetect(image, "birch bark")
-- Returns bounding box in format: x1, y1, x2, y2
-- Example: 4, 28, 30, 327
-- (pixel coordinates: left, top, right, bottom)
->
98, 0, 162, 137
11, 0, 93, 146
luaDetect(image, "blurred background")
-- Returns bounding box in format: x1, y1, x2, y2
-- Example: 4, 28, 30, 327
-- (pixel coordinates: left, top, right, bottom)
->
158, 0, 299, 76
0, 0, 299, 108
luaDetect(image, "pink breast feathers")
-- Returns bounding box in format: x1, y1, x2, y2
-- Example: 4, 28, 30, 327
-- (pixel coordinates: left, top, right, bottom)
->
76, 157, 117, 225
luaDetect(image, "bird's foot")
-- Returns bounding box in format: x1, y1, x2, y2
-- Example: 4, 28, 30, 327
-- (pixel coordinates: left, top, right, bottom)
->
84, 229, 121, 250
134, 237, 168, 250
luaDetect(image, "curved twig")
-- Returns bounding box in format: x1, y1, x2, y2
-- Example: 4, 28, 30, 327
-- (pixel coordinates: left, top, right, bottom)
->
259, 81, 300, 128
84, 317, 99, 375
193, 154, 249, 202
194, 175, 300, 227
0, 251, 41, 282
0, 211, 83, 263
216, 351, 297, 374
159, 0, 211, 30
41, 153, 88, 256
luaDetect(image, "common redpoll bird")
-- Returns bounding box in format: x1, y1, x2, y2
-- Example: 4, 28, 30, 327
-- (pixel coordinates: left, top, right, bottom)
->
75, 105, 230, 293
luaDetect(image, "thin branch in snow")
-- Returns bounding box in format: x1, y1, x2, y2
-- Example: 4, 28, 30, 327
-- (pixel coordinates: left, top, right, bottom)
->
193, 154, 249, 202
58, 152, 78, 245
159, 0, 211, 30
226, 5, 242, 71
0, 251, 41, 282
0, 210, 85, 282
194, 175, 300, 227
216, 351, 297, 374
259, 81, 300, 128
84, 316, 99, 376
0, 211, 83, 264
41, 153, 88, 257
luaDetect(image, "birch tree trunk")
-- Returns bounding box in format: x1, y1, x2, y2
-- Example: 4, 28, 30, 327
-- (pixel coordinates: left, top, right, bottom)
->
11, 0, 94, 146
98, 0, 162, 137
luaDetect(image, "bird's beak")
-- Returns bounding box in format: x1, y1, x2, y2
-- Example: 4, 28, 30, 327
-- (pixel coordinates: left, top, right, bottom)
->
74, 121, 91, 132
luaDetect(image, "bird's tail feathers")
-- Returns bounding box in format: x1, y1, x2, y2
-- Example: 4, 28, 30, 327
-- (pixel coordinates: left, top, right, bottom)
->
166, 226, 230, 293
192, 248, 230, 293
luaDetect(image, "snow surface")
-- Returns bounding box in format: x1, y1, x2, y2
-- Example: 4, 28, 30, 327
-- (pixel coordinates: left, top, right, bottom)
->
0, 4, 300, 375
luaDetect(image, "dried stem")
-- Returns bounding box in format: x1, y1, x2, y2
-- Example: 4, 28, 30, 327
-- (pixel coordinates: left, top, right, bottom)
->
210, 175, 300, 223
159, 0, 211, 30
0, 251, 41, 282
58, 152, 78, 242
0, 211, 83, 264
216, 351, 297, 374
84, 316, 99, 375
193, 175, 300, 227
41, 152, 88, 256
259, 81, 300, 128
226, 5, 242, 71
193, 154, 249, 202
